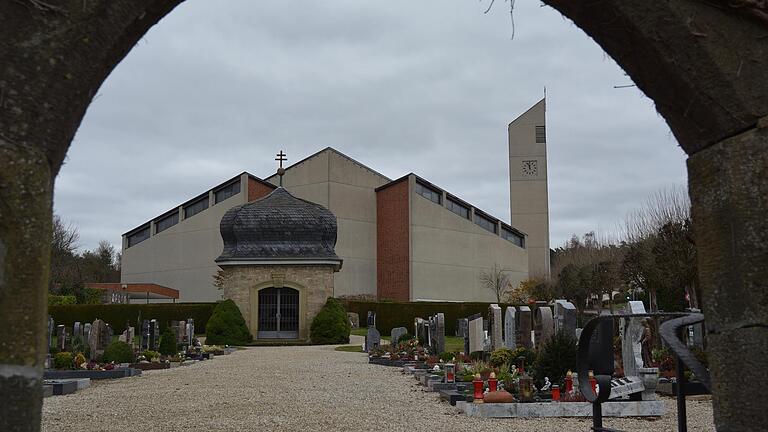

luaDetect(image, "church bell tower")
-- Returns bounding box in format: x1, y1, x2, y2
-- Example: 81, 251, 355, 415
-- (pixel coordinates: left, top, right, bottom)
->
509, 98, 551, 278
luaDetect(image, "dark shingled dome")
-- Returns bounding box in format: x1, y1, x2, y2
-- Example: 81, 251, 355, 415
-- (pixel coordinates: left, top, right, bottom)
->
216, 187, 341, 263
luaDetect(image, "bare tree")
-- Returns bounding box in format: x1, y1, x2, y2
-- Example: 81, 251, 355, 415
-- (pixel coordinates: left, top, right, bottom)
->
479, 263, 513, 303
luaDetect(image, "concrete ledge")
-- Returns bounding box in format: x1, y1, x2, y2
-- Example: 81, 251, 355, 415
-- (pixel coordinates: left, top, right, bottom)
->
44, 368, 141, 380
456, 400, 666, 418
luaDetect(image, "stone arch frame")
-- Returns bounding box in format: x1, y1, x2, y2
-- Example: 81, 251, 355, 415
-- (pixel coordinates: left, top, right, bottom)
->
2, 2, 767, 429
249, 278, 309, 341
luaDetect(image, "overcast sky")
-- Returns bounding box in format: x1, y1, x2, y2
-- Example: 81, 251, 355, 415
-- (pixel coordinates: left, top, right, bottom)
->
54, 0, 687, 253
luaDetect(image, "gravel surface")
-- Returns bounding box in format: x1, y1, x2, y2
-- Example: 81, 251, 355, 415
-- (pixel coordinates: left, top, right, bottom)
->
42, 344, 715, 432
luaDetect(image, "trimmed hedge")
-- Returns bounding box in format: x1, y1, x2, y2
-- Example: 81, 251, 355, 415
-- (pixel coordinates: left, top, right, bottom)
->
48, 303, 217, 334
341, 300, 521, 336
310, 298, 351, 344
205, 300, 252, 345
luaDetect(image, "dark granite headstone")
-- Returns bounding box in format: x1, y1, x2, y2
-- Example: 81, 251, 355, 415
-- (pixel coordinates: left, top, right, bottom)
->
366, 311, 376, 328
517, 306, 532, 349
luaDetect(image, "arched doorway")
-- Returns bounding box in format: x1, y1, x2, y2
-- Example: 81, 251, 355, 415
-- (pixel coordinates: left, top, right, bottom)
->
257, 287, 300, 339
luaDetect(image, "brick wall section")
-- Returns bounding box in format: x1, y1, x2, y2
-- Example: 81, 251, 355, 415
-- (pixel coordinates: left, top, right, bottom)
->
248, 177, 276, 202
376, 180, 410, 301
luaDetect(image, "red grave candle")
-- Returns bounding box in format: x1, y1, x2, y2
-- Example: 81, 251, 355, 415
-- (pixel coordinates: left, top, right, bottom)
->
473, 374, 484, 403
488, 374, 498, 392
552, 385, 560, 402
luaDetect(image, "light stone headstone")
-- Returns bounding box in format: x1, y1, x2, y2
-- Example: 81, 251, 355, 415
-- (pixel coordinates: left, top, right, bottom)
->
534, 306, 554, 349
434, 313, 445, 354
517, 306, 532, 349
503, 307, 517, 349
178, 320, 186, 344
620, 301, 647, 378
187, 318, 195, 344
73, 322, 82, 340
468, 317, 484, 353
347, 312, 360, 329
488, 304, 503, 351
365, 327, 381, 353
391, 327, 407, 347
88, 319, 107, 360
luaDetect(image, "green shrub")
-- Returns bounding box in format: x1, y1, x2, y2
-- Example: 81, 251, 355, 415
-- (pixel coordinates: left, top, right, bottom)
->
54, 352, 73, 369
48, 294, 77, 306
438, 351, 456, 362
489, 348, 516, 367
205, 300, 252, 345
48, 303, 216, 334
142, 350, 160, 361
70, 335, 87, 357
533, 330, 577, 387
509, 346, 536, 371
310, 298, 351, 344
73, 352, 86, 368
102, 341, 134, 364
158, 326, 178, 356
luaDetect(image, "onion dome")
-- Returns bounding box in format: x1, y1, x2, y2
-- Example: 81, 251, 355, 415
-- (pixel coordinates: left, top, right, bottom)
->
216, 187, 342, 268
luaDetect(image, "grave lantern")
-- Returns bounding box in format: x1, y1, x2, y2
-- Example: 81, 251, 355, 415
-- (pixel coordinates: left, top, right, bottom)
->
488, 372, 498, 392
564, 370, 573, 394
444, 363, 455, 384
472, 373, 484, 403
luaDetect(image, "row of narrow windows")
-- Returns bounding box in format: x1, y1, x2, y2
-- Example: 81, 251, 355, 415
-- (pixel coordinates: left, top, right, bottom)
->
126, 180, 241, 247
414, 180, 525, 248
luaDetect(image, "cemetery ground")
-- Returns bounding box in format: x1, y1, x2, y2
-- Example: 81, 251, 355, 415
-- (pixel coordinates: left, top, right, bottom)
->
41, 342, 714, 432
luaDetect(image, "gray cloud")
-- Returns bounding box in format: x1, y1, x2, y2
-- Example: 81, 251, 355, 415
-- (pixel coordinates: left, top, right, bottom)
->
55, 0, 687, 253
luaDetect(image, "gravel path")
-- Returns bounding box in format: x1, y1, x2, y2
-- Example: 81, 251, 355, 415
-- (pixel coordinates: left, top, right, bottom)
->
42, 345, 715, 431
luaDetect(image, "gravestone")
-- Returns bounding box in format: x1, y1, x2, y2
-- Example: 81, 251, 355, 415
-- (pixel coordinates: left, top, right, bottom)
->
83, 323, 91, 343
391, 327, 407, 347
366, 311, 376, 328
457, 318, 468, 338
103, 324, 113, 349
685, 308, 704, 347
186, 318, 195, 344
178, 320, 186, 344
554, 300, 577, 339
620, 301, 647, 377
434, 313, 446, 354
534, 306, 554, 349
347, 312, 360, 329
503, 307, 516, 349
56, 325, 66, 351
88, 319, 107, 360
48, 317, 55, 351
365, 327, 381, 353
517, 306, 532, 349
488, 304, 503, 351
141, 320, 150, 350
468, 317, 484, 353
73, 322, 82, 340
459, 318, 470, 354
149, 319, 159, 350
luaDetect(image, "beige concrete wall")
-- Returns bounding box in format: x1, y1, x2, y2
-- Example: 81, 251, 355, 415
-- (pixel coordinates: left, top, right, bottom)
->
221, 265, 335, 341
409, 179, 529, 302
267, 148, 390, 298
509, 99, 551, 278
120, 174, 249, 302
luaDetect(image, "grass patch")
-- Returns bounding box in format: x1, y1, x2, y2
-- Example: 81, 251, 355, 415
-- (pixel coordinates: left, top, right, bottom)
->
335, 345, 364, 353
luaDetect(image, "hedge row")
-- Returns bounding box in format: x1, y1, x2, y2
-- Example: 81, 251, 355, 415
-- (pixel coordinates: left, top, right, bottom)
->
341, 300, 521, 336
48, 303, 217, 334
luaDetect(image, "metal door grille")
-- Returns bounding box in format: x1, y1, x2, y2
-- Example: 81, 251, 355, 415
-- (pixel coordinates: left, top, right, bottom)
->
258, 287, 299, 339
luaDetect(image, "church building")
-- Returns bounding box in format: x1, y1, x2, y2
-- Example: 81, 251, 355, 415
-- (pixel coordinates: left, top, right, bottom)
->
120, 100, 550, 313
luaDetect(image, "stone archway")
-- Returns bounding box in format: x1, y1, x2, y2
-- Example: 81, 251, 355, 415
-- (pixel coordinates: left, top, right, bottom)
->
1, 2, 767, 430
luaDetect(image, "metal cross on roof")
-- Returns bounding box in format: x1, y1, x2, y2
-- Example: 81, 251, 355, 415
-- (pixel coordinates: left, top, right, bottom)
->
275, 150, 287, 186
275, 150, 287, 169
